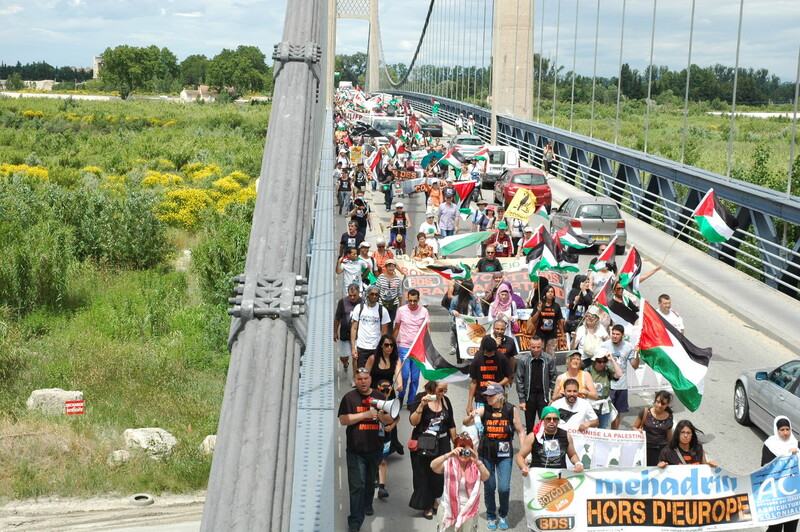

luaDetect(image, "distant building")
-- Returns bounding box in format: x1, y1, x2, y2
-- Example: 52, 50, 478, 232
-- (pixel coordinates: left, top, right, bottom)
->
24, 80, 56, 91
179, 85, 235, 103
93, 56, 103, 79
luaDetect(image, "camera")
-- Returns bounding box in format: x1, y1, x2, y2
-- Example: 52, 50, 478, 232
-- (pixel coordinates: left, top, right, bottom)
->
460, 449, 471, 457
426, 394, 437, 401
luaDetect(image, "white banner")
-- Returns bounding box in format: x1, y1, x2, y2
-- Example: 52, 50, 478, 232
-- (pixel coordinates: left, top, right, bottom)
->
455, 315, 493, 361
567, 428, 646, 469
523, 454, 800, 531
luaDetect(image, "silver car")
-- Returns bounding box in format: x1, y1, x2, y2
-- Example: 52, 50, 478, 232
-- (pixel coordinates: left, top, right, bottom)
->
447, 134, 485, 159
734, 359, 800, 439
549, 196, 627, 254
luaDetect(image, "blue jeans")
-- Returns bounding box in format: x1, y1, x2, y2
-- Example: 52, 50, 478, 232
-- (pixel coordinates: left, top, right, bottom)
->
346, 450, 382, 530
441, 228, 455, 237
596, 410, 612, 429
481, 456, 512, 520
398, 357, 420, 405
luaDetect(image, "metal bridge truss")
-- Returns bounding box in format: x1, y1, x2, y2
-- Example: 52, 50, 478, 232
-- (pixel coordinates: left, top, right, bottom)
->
396, 91, 800, 298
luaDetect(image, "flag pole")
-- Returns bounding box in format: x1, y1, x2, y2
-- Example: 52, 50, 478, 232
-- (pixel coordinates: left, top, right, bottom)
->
658, 215, 693, 267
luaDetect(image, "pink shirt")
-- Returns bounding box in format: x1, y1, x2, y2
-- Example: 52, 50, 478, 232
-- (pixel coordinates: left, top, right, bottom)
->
394, 305, 430, 348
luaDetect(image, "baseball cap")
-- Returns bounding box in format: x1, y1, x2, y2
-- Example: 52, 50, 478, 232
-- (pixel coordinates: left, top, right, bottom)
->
484, 383, 504, 396
394, 202, 404, 209
477, 199, 488, 205
385, 259, 397, 266
359, 241, 371, 248
524, 226, 533, 232
593, 352, 610, 361
498, 221, 508, 230
566, 351, 582, 359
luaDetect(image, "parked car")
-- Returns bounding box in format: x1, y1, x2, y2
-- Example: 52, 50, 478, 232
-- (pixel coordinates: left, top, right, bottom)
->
480, 146, 520, 188
734, 359, 800, 439
493, 167, 552, 211
447, 134, 485, 158
418, 116, 443, 137
549, 196, 627, 253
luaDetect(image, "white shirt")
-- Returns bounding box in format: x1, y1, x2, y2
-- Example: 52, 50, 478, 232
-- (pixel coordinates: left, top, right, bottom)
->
339, 259, 368, 295
419, 221, 439, 253
657, 308, 684, 333
551, 396, 598, 431
351, 303, 391, 349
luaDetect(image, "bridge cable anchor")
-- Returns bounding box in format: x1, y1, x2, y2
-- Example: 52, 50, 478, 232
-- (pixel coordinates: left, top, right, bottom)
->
272, 41, 321, 83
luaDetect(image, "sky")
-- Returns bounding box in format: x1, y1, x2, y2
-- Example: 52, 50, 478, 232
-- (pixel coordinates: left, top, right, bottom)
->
0, 0, 797, 81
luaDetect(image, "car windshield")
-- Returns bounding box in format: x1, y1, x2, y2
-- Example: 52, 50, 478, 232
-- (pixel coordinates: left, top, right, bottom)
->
511, 173, 546, 185
423, 117, 441, 125
488, 151, 505, 164
372, 119, 402, 135
577, 204, 621, 219
457, 137, 483, 146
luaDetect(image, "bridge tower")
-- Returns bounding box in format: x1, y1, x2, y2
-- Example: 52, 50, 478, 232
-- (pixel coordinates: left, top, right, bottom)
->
490, 0, 535, 143
326, 0, 380, 103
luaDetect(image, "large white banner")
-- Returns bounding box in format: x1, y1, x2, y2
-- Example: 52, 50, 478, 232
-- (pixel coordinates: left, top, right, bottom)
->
569, 428, 646, 470
523, 454, 800, 531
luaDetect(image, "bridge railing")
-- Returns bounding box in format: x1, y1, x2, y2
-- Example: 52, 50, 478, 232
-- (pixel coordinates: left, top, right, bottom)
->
395, 91, 800, 298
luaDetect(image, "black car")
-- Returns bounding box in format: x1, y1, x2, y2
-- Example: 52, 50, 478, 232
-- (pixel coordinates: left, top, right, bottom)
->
418, 116, 443, 137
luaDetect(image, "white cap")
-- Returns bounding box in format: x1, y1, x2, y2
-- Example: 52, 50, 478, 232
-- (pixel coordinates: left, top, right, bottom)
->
394, 202, 404, 208
524, 226, 533, 232
359, 241, 371, 248
376, 237, 386, 245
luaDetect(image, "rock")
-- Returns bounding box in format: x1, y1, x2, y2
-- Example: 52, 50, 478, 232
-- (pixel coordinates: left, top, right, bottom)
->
26, 388, 83, 415
123, 428, 178, 459
107, 449, 131, 467
201, 435, 216, 456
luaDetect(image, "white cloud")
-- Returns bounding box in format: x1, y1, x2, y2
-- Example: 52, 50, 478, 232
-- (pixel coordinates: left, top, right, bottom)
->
174, 11, 203, 17
0, 5, 23, 15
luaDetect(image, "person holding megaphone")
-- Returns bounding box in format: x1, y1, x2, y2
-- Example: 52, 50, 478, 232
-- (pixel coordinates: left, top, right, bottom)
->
338, 367, 396, 532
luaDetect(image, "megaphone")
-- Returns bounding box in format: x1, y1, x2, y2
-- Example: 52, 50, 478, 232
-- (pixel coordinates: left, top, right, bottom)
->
370, 398, 400, 418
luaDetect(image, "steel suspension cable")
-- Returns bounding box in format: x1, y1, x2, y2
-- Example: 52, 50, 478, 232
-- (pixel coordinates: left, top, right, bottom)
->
480, 0, 487, 103
589, 0, 600, 137
614, 0, 627, 146
644, 0, 658, 154
569, 0, 580, 132
380, 0, 437, 88
536, 0, 546, 123
551, 0, 561, 127
680, 0, 696, 165
726, 0, 745, 177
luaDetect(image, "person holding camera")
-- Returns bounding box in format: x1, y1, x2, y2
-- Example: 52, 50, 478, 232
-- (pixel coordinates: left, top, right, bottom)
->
430, 433, 490, 531
408, 381, 457, 520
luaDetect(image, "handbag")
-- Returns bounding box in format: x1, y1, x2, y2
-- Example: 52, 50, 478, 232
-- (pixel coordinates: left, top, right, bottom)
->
407, 437, 419, 452
417, 433, 438, 457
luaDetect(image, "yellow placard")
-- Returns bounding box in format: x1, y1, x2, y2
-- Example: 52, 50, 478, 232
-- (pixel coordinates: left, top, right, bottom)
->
349, 146, 363, 165
504, 188, 537, 220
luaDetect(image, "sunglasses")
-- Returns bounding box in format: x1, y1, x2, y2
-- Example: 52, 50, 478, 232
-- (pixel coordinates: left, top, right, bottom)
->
486, 251, 495, 254
382, 342, 395, 347
544, 417, 559, 422
356, 368, 370, 374
595, 360, 608, 364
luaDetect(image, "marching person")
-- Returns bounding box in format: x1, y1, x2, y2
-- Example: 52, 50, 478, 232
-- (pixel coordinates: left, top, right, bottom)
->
515, 336, 557, 434
393, 289, 430, 407
334, 283, 363, 376
658, 420, 718, 468
603, 324, 640, 429
632, 391, 674, 466
350, 285, 391, 372
338, 368, 394, 532
586, 352, 623, 429
761, 416, 799, 532
551, 378, 599, 433
516, 406, 584, 472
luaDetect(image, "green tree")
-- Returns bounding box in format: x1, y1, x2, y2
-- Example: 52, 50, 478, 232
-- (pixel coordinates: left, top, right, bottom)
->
180, 54, 208, 87
5, 72, 24, 90
335, 52, 367, 85
207, 45, 269, 97
99, 45, 154, 99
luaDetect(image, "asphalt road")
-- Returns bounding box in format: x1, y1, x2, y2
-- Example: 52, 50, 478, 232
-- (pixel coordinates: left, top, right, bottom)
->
332, 143, 796, 531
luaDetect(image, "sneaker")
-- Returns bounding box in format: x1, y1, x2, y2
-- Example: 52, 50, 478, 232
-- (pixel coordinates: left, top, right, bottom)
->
498, 517, 509, 530
364, 506, 374, 516
486, 519, 497, 530
377, 486, 389, 499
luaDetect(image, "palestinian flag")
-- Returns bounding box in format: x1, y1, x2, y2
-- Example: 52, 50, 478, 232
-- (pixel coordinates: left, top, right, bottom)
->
426, 263, 472, 281
395, 123, 407, 143
618, 246, 642, 297
589, 236, 617, 271
691, 188, 737, 243
534, 205, 550, 221
639, 301, 711, 411
361, 260, 377, 285
438, 231, 494, 256
554, 227, 592, 249
431, 99, 440, 115
473, 146, 489, 161
400, 328, 470, 383
365, 149, 381, 179
556, 246, 580, 272
594, 278, 639, 332
525, 226, 559, 277
440, 148, 467, 177
451, 180, 477, 211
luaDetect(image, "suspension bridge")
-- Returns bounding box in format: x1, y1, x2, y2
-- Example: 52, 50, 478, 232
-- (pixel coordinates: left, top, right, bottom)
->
197, 1, 800, 530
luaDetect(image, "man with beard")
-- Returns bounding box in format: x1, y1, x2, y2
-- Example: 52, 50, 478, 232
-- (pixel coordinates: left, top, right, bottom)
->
515, 336, 557, 434
551, 378, 599, 432
516, 405, 584, 472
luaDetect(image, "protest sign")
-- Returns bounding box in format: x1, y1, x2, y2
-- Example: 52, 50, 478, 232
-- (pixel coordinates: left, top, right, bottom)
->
349, 146, 363, 165
567, 428, 645, 469
522, 455, 800, 531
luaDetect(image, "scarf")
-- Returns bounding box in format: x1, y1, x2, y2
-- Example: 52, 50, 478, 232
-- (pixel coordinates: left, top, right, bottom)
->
765, 416, 799, 457
441, 457, 482, 530
491, 282, 514, 315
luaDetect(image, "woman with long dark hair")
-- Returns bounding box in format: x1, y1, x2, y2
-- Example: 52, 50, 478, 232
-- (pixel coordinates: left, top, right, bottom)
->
365, 334, 404, 498
633, 390, 674, 466
761, 416, 799, 532
525, 285, 564, 356
408, 380, 457, 520
658, 419, 718, 468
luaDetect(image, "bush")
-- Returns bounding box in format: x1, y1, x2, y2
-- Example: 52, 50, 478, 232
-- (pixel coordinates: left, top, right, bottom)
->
192, 199, 254, 306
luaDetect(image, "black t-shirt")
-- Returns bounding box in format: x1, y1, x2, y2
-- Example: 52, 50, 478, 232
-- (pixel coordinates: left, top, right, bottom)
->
340, 231, 365, 255
530, 428, 570, 468
493, 335, 518, 361
335, 296, 363, 340
469, 352, 513, 404
338, 388, 387, 453
536, 302, 563, 342
476, 257, 503, 272
337, 176, 352, 193
408, 393, 456, 441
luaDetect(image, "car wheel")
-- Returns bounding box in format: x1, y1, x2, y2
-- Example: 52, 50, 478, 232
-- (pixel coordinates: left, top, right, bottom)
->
616, 244, 626, 255
733, 382, 751, 425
